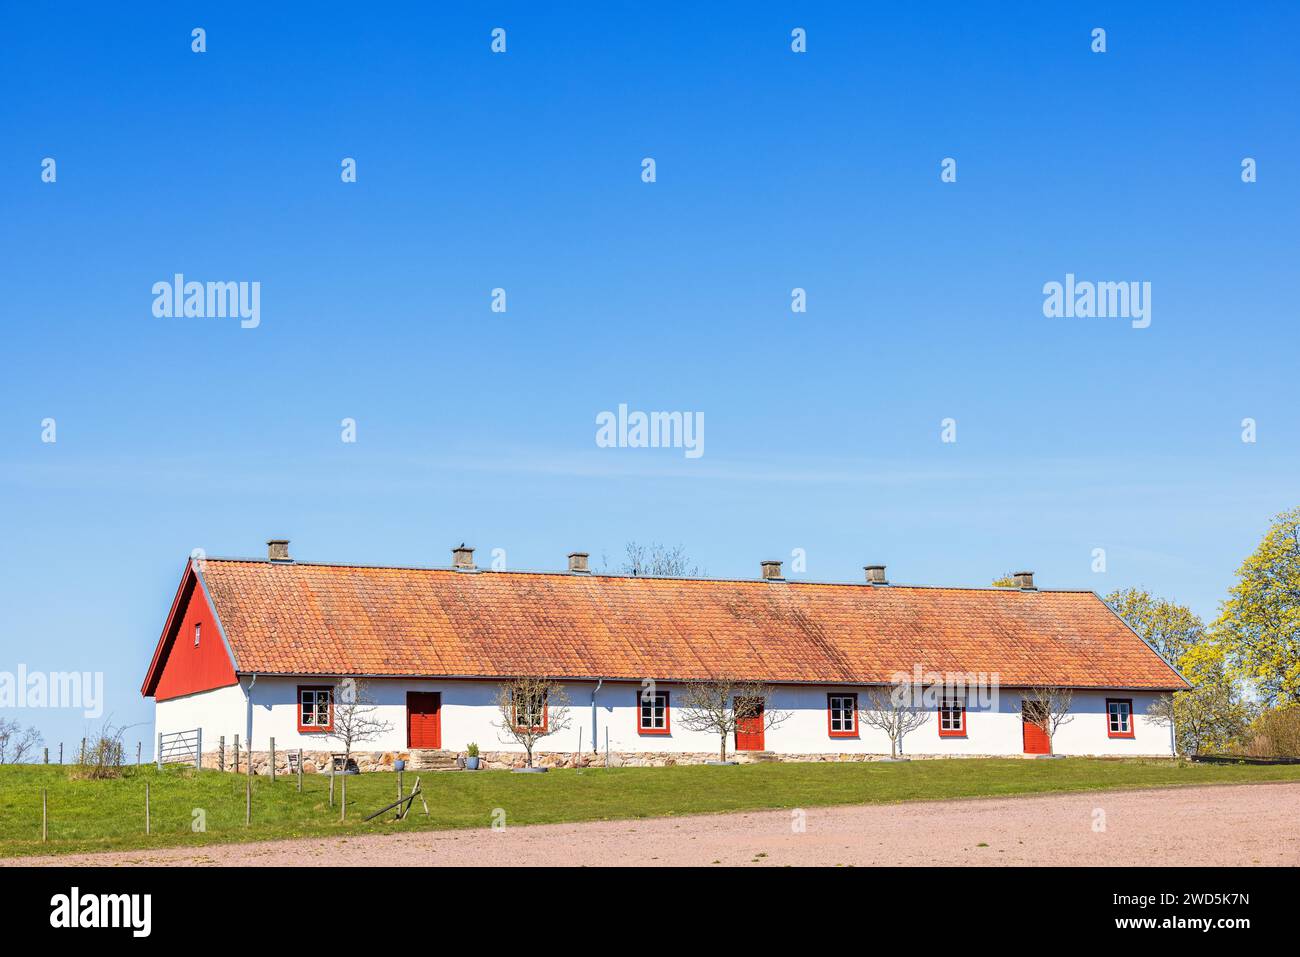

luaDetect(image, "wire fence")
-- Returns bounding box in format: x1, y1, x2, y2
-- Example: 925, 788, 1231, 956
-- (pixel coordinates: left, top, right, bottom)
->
37, 739, 147, 766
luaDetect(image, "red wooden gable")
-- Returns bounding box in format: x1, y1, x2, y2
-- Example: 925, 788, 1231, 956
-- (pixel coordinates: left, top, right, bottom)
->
140, 562, 239, 701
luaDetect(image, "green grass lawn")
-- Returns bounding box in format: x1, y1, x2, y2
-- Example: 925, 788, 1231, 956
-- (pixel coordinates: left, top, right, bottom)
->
2, 758, 1298, 858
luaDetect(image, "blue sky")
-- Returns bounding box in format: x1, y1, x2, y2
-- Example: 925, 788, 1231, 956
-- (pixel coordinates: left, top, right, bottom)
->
2, 4, 1297, 752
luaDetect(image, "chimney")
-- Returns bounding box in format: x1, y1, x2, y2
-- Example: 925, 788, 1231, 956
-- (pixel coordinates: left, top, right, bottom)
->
864, 564, 888, 585
760, 560, 784, 581
267, 539, 291, 562
567, 551, 590, 574
1013, 570, 1036, 590
451, 544, 476, 571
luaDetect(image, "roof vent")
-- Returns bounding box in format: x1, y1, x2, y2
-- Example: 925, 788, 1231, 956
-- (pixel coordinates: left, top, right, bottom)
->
864, 564, 888, 585
1013, 570, 1036, 590
267, 539, 291, 562
760, 560, 784, 581
567, 551, 591, 574
452, 544, 476, 571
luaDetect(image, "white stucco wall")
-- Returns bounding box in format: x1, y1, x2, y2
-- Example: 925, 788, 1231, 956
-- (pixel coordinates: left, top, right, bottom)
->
154, 682, 248, 757
156, 677, 1172, 758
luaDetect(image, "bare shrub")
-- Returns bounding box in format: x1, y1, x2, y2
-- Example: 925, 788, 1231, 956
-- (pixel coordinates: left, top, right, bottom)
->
71, 722, 127, 779
1240, 705, 1300, 757
0, 719, 42, 764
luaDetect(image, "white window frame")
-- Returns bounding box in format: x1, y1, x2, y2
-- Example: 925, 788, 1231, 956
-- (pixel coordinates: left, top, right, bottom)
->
828, 694, 857, 735
939, 697, 966, 735
639, 691, 668, 731
300, 688, 332, 728
1108, 699, 1132, 735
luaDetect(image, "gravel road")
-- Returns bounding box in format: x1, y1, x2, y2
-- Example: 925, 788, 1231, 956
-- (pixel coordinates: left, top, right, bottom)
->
6, 782, 1297, 867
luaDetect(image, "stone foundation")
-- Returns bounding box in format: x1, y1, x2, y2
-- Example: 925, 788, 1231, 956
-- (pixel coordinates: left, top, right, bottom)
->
200, 748, 1012, 773
200, 749, 410, 775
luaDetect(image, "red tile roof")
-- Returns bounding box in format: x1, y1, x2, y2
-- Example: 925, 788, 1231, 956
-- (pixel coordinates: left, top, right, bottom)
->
186, 559, 1187, 690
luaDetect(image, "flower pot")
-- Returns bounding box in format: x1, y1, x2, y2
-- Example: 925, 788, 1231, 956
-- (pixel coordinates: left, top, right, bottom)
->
466, 756, 480, 770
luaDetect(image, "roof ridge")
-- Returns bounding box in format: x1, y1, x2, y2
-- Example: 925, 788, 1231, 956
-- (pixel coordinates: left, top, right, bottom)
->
195, 556, 1096, 593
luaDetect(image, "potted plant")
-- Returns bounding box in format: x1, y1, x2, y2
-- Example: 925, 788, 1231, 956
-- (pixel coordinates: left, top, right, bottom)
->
465, 742, 481, 770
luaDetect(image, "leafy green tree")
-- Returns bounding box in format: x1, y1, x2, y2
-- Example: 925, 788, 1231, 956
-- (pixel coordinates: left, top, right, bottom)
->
1214, 507, 1300, 706
1105, 587, 1205, 667
1106, 588, 1250, 756
1149, 643, 1253, 756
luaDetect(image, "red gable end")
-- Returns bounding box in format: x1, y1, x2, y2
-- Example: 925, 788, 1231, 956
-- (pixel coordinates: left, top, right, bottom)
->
141, 562, 239, 701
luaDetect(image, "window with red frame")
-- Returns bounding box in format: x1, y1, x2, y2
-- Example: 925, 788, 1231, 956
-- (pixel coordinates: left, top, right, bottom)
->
828, 693, 857, 737
513, 689, 548, 731
1107, 698, 1134, 738
298, 686, 333, 732
638, 690, 670, 734
938, 698, 966, 737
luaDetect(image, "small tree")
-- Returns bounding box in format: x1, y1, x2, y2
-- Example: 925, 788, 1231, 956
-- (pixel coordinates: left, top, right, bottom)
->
0, 719, 42, 764
618, 542, 705, 578
677, 679, 789, 762
1021, 685, 1074, 754
494, 676, 572, 768
323, 680, 393, 819
858, 685, 930, 758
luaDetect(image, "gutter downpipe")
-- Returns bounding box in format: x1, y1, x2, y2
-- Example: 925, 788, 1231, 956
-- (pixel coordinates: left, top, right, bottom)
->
591, 678, 603, 753
245, 673, 258, 760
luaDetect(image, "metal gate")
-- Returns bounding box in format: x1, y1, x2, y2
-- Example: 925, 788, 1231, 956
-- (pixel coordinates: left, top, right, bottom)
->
156, 728, 202, 769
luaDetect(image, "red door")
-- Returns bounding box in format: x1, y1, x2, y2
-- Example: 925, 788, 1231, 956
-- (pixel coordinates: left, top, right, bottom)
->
407, 692, 442, 749
734, 696, 765, 751
1022, 701, 1050, 754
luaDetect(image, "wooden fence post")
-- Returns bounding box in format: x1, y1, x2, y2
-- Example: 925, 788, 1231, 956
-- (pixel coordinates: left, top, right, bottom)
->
43, 747, 48, 764
195, 728, 202, 770
297, 750, 303, 792
136, 741, 142, 766
269, 737, 275, 781
145, 782, 151, 835
329, 766, 335, 807
233, 734, 240, 774
80, 738, 86, 764
155, 731, 163, 771
58, 742, 63, 765
41, 788, 47, 843
245, 774, 251, 825
218, 736, 225, 772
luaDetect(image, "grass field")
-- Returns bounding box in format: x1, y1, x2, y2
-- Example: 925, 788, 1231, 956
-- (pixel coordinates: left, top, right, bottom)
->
3, 758, 1299, 859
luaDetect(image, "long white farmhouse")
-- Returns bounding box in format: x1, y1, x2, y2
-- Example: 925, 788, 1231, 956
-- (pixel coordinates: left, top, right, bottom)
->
142, 541, 1187, 770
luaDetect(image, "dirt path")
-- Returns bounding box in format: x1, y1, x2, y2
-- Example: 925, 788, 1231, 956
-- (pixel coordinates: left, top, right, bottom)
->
7, 782, 1298, 867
